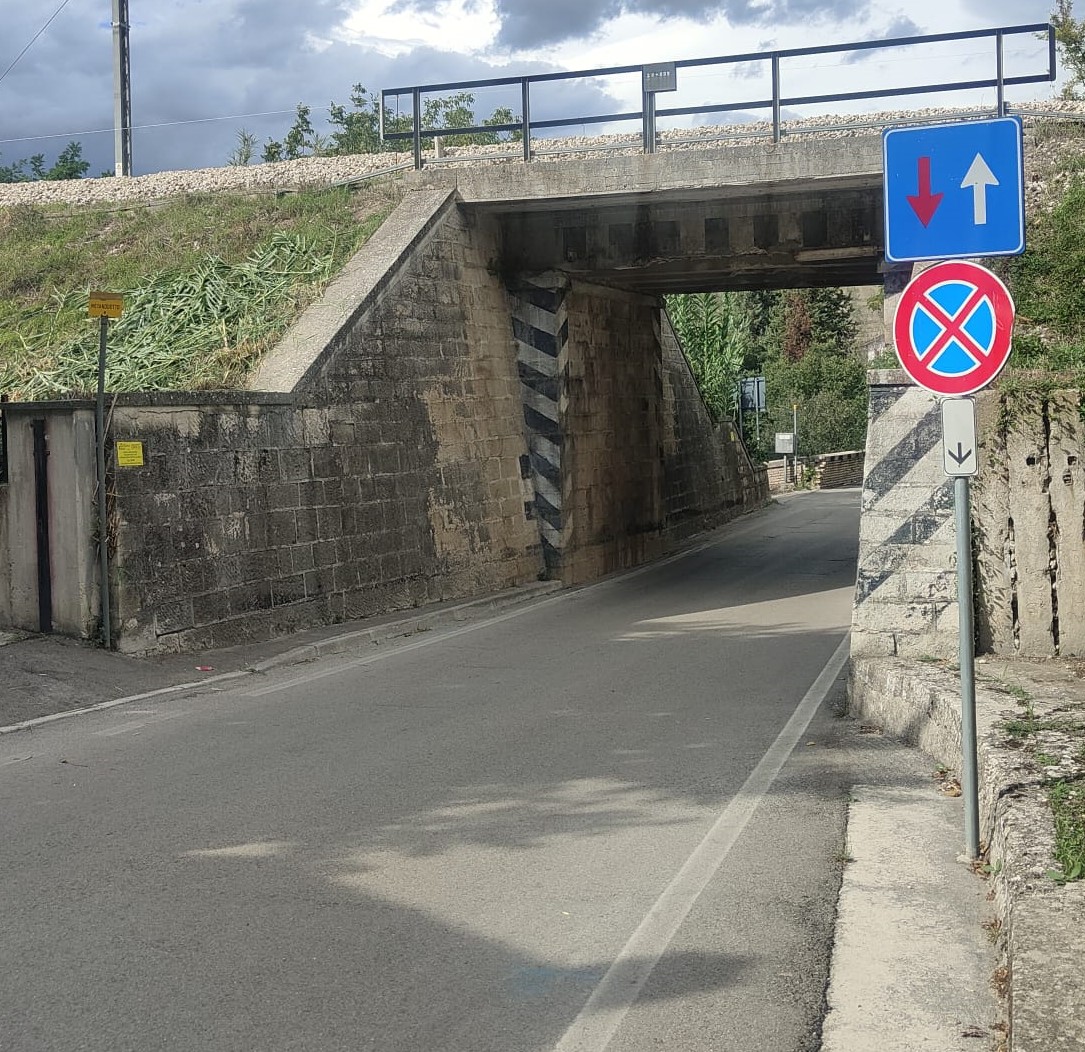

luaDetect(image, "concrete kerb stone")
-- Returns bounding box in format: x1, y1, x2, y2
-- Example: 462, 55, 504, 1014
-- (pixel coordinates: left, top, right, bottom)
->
0, 583, 561, 737
848, 657, 1085, 1051
247, 581, 562, 672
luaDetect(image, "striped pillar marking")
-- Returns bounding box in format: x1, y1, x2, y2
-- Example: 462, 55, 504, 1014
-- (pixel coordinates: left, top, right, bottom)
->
854, 393, 951, 612
510, 272, 568, 574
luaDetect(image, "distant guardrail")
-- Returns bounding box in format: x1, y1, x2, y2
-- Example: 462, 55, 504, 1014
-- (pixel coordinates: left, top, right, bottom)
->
381, 23, 1056, 169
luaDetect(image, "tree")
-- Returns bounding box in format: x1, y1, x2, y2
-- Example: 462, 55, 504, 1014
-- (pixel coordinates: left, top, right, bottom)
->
666, 292, 745, 421
263, 86, 520, 162
327, 84, 383, 155
283, 104, 315, 160
764, 342, 868, 456
1051, 0, 1085, 99
0, 141, 88, 183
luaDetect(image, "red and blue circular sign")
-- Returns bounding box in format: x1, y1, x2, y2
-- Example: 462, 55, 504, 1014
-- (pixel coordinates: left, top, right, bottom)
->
893, 260, 1015, 396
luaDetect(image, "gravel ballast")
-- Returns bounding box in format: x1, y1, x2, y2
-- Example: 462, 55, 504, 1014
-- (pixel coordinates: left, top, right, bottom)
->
2, 101, 1083, 210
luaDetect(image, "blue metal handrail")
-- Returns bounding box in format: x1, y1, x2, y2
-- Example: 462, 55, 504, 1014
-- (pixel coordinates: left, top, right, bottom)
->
380, 23, 1056, 169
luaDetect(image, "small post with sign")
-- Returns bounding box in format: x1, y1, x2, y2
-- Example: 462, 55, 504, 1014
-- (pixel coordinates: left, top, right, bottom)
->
641, 62, 676, 154
88, 291, 123, 649
892, 260, 1015, 860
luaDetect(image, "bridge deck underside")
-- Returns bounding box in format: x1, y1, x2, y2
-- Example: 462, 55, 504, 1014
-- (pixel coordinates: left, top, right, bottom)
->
485, 184, 885, 293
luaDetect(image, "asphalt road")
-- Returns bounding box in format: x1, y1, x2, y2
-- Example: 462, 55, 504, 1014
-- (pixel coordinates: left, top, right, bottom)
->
0, 490, 932, 1052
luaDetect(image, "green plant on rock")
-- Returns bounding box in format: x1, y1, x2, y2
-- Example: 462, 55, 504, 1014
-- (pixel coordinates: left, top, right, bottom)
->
1047, 777, 1085, 882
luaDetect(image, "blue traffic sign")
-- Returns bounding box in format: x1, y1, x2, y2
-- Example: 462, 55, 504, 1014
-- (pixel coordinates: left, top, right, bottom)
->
883, 117, 1025, 263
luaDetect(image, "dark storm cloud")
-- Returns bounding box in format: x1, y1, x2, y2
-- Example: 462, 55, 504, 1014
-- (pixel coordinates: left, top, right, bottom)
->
0, 1, 621, 176
466, 0, 868, 51
840, 16, 924, 63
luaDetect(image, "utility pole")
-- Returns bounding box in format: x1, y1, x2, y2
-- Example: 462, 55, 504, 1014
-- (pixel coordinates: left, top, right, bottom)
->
112, 0, 132, 177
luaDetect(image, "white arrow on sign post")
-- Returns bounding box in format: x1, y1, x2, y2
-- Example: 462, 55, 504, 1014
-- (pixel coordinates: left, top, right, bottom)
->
941, 397, 977, 477
961, 153, 999, 226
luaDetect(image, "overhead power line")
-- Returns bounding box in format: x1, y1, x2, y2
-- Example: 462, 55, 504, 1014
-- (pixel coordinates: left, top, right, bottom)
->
0, 0, 75, 87
0, 108, 302, 146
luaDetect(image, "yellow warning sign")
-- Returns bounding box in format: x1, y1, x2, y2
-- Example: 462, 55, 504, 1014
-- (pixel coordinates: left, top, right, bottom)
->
115, 441, 144, 468
89, 292, 124, 319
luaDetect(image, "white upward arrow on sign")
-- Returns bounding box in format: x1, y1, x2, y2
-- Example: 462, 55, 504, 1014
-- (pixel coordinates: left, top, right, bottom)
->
961, 153, 999, 226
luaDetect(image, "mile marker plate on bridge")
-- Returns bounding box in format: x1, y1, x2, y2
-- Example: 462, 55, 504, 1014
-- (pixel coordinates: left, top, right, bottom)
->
883, 117, 1025, 262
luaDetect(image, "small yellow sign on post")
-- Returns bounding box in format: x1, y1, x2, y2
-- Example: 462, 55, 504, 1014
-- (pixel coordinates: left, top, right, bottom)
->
89, 292, 124, 319
115, 441, 144, 467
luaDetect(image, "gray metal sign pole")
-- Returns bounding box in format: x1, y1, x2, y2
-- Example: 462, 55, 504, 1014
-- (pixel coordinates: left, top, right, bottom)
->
954, 474, 980, 857
96, 318, 113, 649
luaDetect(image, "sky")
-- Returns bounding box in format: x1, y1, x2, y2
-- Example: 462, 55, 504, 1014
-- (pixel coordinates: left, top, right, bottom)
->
0, 0, 1058, 177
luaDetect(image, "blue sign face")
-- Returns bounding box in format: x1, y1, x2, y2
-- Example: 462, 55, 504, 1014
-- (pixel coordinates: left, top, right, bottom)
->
883, 117, 1025, 263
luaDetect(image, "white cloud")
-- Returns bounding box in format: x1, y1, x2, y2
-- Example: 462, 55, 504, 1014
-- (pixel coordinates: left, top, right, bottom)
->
338, 0, 501, 58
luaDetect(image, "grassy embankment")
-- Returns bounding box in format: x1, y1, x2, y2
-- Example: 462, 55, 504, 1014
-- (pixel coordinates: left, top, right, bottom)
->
0, 180, 401, 401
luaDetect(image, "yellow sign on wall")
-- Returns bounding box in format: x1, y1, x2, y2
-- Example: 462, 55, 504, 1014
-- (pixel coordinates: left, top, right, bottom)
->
115, 441, 144, 467
89, 292, 124, 319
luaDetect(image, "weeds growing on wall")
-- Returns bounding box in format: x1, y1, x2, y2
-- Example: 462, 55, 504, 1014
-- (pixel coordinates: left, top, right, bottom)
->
0, 184, 398, 399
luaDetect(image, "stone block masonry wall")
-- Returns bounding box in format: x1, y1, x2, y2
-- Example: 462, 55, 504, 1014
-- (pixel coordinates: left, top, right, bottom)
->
658, 310, 768, 535
556, 283, 768, 584
852, 371, 958, 658
0, 186, 768, 651
972, 388, 1085, 658
106, 191, 543, 653
765, 452, 864, 492
561, 282, 668, 584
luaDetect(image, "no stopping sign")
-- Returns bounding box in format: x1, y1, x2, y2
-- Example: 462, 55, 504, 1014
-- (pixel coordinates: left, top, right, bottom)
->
893, 261, 1015, 396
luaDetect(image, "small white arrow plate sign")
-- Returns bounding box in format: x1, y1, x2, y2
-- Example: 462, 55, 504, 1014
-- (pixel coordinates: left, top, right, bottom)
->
942, 397, 977, 476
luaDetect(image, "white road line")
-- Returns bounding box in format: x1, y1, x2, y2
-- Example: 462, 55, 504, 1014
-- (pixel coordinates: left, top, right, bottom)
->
552, 634, 851, 1052
94, 711, 187, 737
0, 674, 249, 737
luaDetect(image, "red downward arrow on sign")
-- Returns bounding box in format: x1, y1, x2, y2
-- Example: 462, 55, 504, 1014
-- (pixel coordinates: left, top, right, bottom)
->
907, 156, 943, 227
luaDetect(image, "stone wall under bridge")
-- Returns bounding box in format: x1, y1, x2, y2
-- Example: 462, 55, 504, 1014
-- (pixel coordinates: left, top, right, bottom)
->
0, 187, 767, 653
851, 373, 1085, 660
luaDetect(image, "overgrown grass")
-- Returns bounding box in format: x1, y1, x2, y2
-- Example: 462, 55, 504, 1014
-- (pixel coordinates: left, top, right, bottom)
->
1048, 778, 1085, 883
994, 681, 1085, 882
0, 182, 400, 398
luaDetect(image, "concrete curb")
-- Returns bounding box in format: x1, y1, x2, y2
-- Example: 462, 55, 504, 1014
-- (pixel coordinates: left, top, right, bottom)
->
0, 582, 562, 736
849, 657, 1085, 1052
244, 581, 563, 673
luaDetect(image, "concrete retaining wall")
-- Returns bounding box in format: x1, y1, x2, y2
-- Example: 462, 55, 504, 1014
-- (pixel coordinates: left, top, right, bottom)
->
973, 387, 1085, 658
766, 450, 864, 491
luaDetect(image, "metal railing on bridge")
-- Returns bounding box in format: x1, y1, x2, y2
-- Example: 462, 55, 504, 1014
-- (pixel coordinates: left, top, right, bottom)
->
380, 23, 1056, 170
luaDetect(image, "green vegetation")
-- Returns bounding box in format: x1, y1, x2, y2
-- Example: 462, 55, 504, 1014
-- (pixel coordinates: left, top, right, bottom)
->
992, 679, 1085, 882
259, 86, 519, 163
666, 287, 867, 458
0, 141, 90, 183
1001, 176, 1085, 373
0, 183, 399, 399
1048, 777, 1085, 882
1052, 0, 1085, 100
